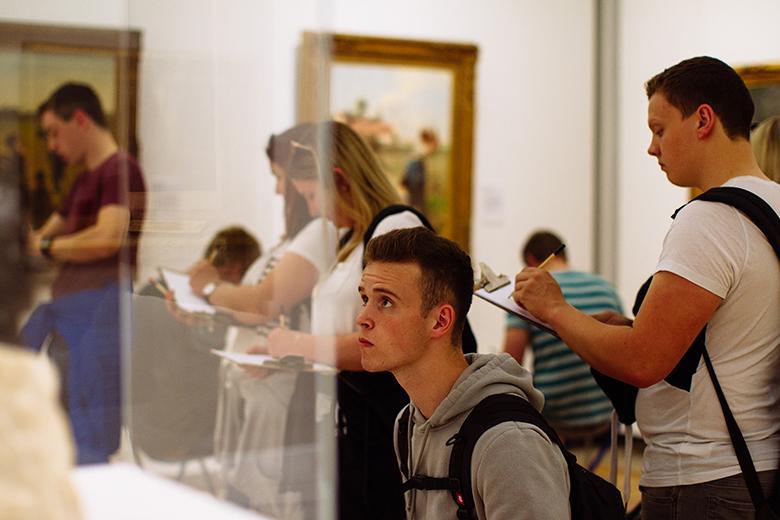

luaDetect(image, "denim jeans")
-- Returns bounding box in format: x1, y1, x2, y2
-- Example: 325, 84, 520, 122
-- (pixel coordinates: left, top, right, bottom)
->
640, 470, 777, 520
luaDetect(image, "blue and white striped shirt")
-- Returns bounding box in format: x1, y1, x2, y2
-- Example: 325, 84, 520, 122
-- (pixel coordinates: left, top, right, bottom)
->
507, 270, 624, 428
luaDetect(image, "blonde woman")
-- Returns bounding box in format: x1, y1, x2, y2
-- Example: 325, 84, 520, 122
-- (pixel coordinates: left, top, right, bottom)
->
184, 123, 338, 517
266, 121, 424, 519
752, 115, 780, 183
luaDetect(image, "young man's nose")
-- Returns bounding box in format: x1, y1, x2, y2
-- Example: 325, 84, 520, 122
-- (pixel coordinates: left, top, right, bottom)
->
356, 307, 373, 330
647, 140, 659, 157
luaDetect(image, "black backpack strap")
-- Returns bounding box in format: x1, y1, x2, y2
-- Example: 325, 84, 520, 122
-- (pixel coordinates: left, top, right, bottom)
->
701, 348, 767, 511
397, 405, 461, 500
362, 204, 434, 254
675, 186, 780, 513
397, 405, 411, 479
447, 394, 574, 519
673, 187, 780, 259
593, 186, 780, 424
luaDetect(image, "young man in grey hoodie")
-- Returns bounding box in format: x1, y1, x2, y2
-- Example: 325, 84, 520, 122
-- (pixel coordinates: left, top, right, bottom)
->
357, 227, 570, 519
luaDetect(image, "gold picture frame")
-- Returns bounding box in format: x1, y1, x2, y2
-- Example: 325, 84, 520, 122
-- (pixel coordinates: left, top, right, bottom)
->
297, 32, 478, 251
691, 62, 780, 198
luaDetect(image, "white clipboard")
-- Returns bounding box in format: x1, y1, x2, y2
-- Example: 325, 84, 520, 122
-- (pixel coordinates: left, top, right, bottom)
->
159, 267, 216, 315
210, 349, 337, 374
473, 262, 558, 337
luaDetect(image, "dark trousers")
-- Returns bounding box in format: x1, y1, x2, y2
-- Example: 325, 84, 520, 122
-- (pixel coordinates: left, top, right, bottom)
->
641, 470, 778, 520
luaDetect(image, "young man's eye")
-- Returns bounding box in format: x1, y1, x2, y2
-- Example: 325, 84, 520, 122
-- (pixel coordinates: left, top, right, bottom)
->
380, 297, 393, 308
360, 294, 368, 305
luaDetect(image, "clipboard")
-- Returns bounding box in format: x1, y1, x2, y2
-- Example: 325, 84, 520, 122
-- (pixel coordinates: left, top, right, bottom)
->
210, 349, 337, 374
473, 262, 559, 337
159, 267, 216, 315
157, 267, 268, 331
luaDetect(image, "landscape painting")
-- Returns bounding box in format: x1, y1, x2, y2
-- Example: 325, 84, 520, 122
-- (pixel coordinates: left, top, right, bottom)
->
298, 32, 477, 251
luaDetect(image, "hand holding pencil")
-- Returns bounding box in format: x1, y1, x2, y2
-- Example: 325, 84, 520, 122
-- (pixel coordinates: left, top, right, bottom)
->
511, 243, 568, 324
188, 256, 221, 296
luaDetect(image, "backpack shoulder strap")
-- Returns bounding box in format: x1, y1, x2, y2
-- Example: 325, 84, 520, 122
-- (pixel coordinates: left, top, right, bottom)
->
362, 204, 434, 250
397, 405, 412, 479
672, 186, 780, 513
447, 394, 574, 518
673, 186, 780, 260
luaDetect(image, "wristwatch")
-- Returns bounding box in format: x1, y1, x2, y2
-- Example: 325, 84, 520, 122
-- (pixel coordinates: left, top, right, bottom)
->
202, 281, 219, 302
39, 237, 54, 259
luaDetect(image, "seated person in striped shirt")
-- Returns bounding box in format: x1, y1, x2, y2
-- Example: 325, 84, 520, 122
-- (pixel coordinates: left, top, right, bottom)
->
503, 230, 624, 444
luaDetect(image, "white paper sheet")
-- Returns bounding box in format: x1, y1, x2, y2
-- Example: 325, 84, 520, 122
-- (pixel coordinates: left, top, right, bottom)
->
474, 283, 558, 337
159, 268, 216, 315
210, 349, 336, 373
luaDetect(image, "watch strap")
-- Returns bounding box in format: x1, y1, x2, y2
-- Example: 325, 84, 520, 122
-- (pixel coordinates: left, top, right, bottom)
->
39, 237, 54, 259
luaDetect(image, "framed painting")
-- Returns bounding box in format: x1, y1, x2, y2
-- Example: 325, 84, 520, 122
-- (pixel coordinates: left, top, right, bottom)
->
691, 62, 780, 198
0, 21, 140, 227
297, 32, 478, 251
738, 63, 780, 125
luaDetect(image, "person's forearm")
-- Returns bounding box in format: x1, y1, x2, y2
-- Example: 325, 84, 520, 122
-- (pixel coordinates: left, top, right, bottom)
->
212, 252, 318, 317
211, 284, 278, 316
270, 330, 364, 371
303, 332, 364, 370
546, 303, 655, 387
47, 226, 124, 263
35, 212, 66, 238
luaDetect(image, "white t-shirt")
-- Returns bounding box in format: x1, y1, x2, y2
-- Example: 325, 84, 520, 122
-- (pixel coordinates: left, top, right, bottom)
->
637, 176, 780, 487
286, 217, 339, 277
310, 210, 424, 336
226, 217, 338, 352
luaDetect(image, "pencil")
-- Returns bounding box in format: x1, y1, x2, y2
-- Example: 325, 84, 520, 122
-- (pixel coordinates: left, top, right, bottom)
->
152, 279, 169, 296
208, 248, 219, 264
538, 244, 566, 270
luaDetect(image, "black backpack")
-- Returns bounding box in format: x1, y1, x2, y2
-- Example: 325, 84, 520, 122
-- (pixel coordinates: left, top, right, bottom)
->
396, 393, 626, 519
592, 186, 780, 518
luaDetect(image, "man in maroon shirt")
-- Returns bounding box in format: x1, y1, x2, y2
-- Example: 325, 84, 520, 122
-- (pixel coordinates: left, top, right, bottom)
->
24, 83, 146, 464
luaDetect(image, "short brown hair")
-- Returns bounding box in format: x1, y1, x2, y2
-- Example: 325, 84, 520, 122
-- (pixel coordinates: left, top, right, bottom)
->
205, 226, 261, 275
645, 56, 754, 141
37, 82, 108, 128
522, 230, 566, 266
364, 227, 473, 346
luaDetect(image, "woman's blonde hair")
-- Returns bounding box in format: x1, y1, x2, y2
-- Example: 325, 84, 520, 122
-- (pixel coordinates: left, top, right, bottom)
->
752, 116, 780, 183
288, 121, 401, 261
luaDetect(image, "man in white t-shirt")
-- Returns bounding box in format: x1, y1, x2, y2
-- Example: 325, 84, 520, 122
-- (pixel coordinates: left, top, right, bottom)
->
513, 56, 780, 518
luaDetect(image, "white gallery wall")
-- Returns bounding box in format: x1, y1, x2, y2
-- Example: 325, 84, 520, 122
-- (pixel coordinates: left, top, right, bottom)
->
615, 0, 780, 310
1, 0, 596, 352
4, 1, 777, 351
325, 0, 596, 351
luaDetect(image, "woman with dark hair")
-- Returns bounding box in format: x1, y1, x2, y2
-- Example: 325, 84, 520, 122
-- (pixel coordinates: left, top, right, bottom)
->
189, 123, 336, 319
177, 123, 337, 516
267, 121, 428, 519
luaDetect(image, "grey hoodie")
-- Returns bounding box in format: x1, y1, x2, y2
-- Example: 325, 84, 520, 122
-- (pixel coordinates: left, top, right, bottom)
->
394, 353, 571, 519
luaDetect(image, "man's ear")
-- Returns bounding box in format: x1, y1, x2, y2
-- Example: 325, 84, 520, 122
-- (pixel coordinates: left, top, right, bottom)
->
72, 109, 91, 127
695, 104, 716, 139
430, 304, 455, 340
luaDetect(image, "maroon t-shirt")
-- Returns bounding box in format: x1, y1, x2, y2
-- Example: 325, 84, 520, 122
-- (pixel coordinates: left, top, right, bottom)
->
52, 151, 146, 298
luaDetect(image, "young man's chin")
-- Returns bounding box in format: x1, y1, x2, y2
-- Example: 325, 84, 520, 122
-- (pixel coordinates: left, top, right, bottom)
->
359, 352, 388, 373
